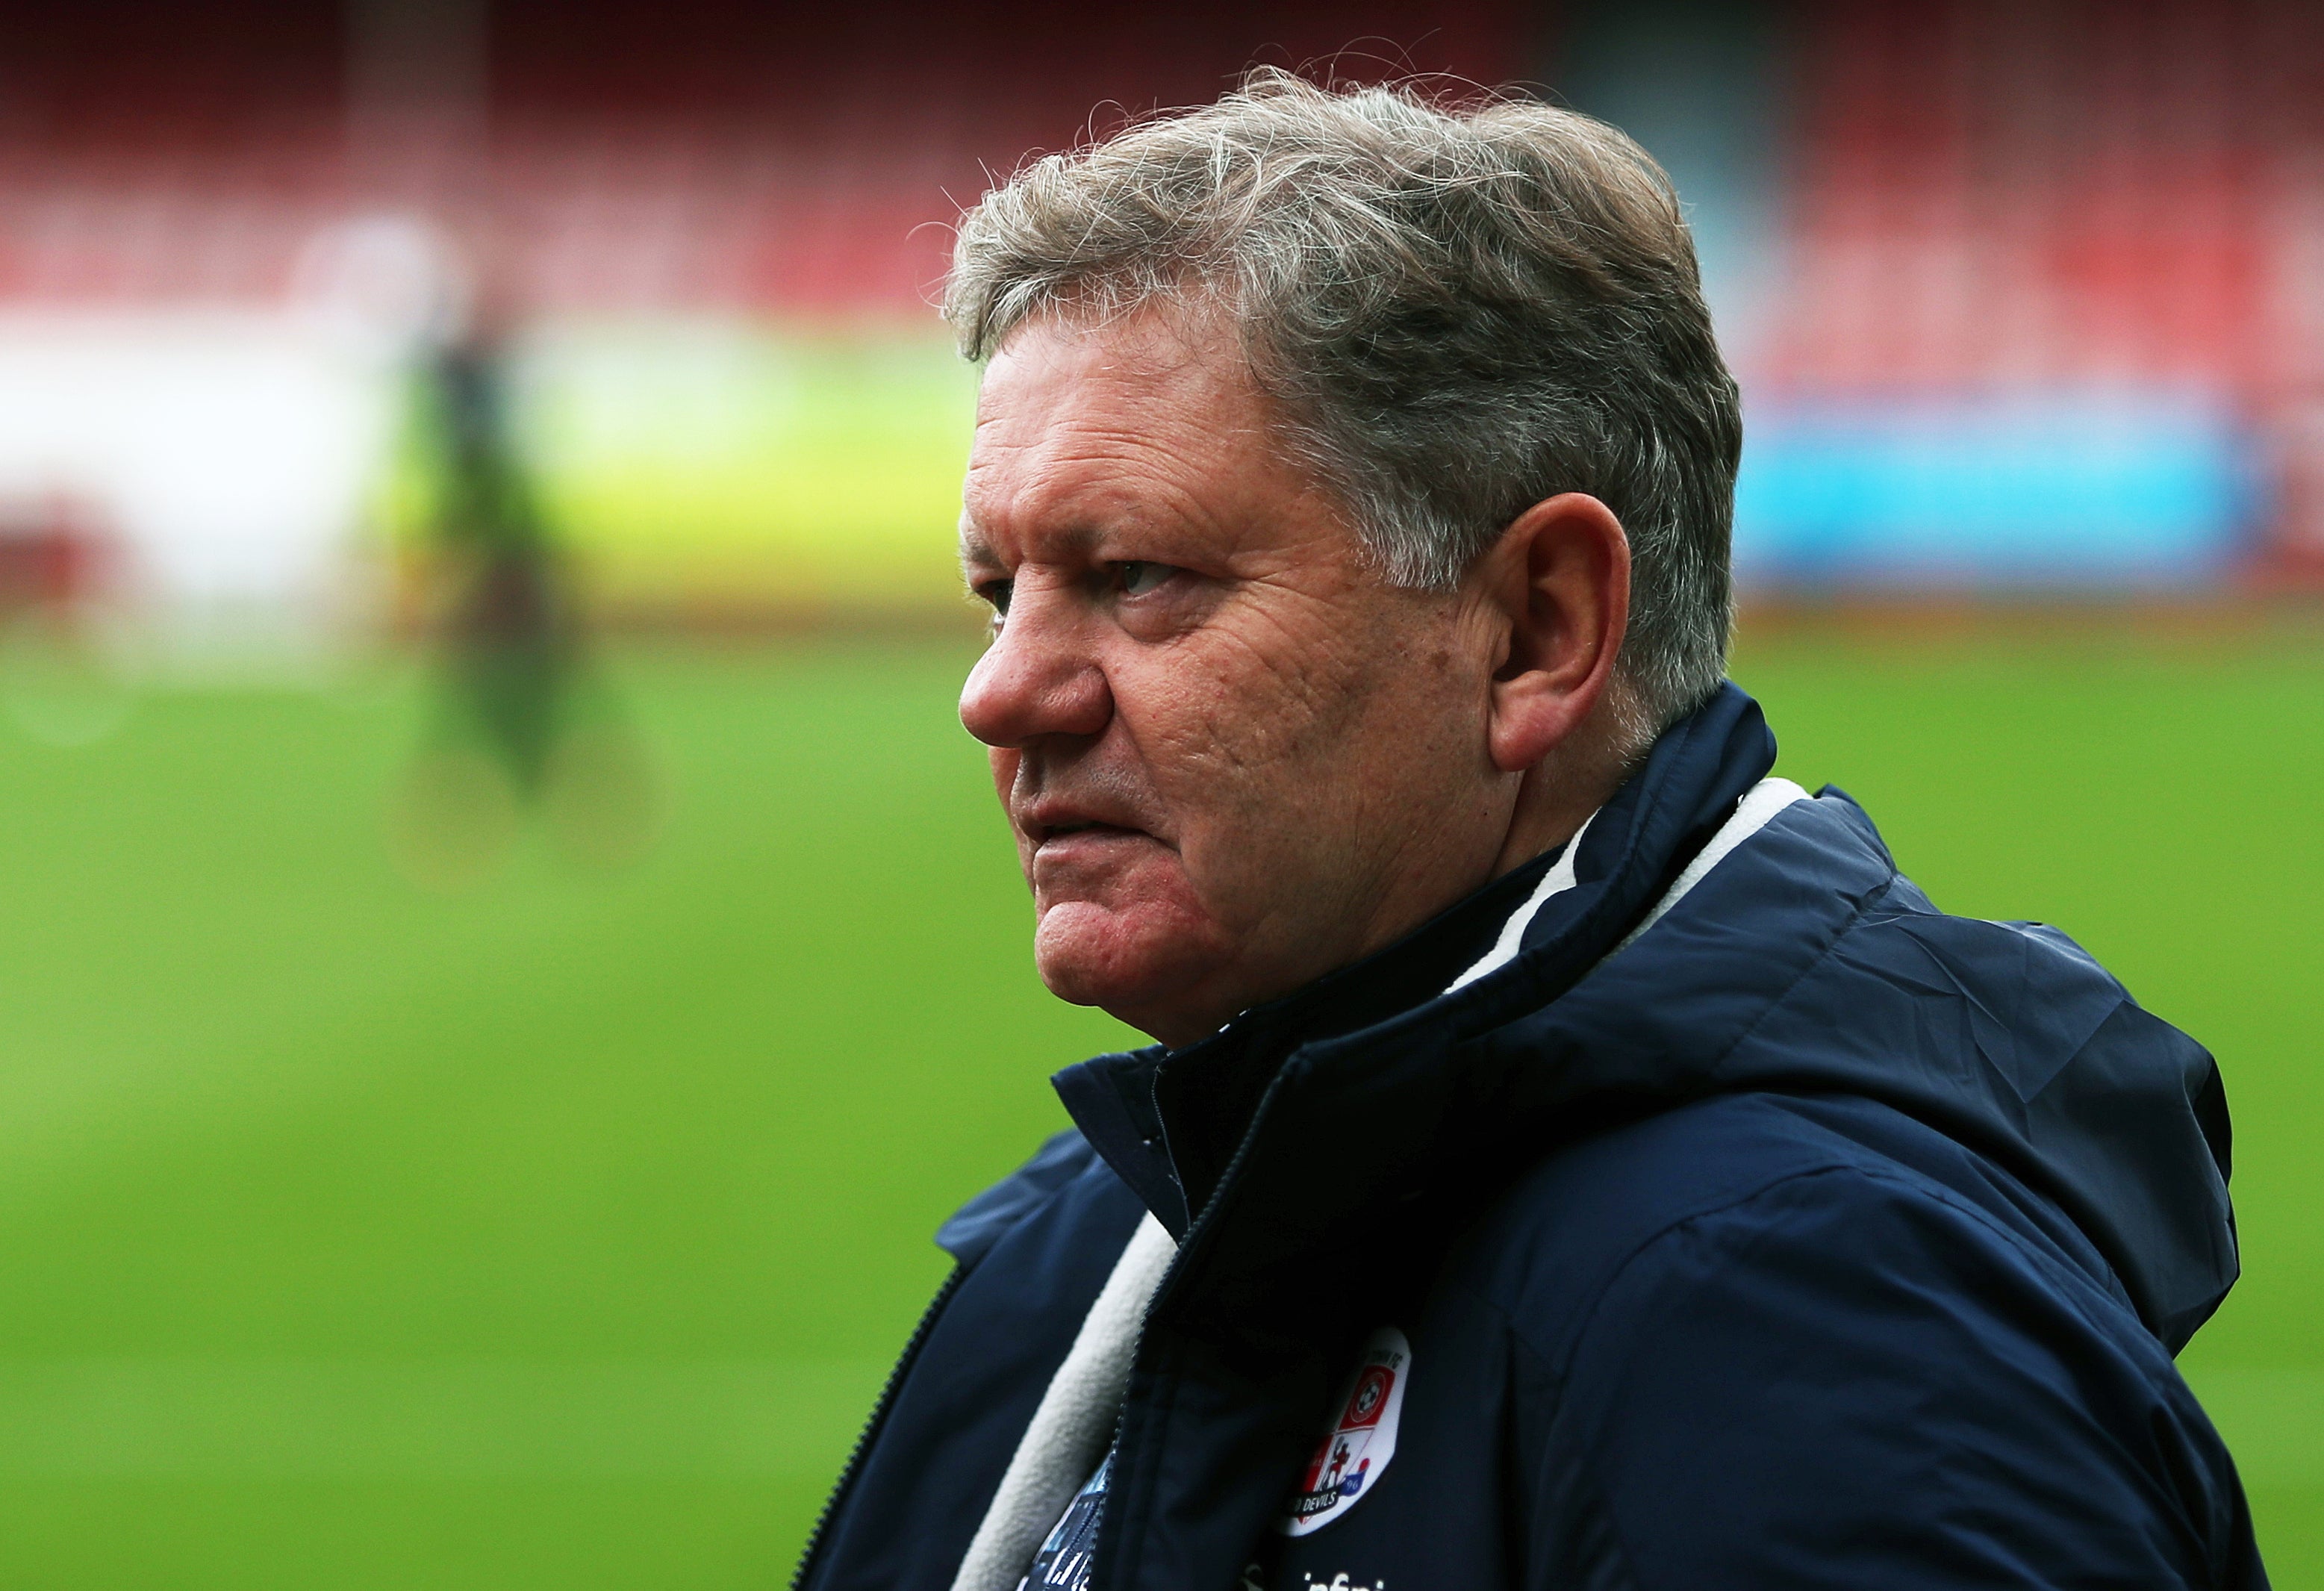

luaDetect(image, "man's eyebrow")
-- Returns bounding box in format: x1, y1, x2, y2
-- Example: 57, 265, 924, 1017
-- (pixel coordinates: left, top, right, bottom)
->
958, 520, 1116, 572
958, 527, 1000, 573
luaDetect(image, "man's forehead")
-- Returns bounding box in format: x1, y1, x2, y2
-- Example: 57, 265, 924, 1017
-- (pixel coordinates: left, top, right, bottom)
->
962, 438, 1180, 541
962, 312, 1286, 554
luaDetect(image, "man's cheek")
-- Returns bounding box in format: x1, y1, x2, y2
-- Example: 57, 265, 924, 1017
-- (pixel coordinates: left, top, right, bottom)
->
1128, 643, 1289, 778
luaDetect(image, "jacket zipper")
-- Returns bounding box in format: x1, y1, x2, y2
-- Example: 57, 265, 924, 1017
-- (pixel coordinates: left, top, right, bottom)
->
789, 1263, 968, 1591
1088, 1071, 1283, 1590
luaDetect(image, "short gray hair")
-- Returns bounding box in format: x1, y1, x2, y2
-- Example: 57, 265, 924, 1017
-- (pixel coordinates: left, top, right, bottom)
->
946, 69, 1741, 734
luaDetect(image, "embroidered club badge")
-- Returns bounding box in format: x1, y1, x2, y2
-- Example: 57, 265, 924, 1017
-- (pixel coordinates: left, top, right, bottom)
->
1277, 1326, 1410, 1536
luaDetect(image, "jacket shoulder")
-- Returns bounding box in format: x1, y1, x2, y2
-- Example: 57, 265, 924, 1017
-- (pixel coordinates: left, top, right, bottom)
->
1452, 1092, 1940, 1357
934, 1126, 1102, 1265
806, 1130, 1147, 1591
1445, 1095, 2257, 1588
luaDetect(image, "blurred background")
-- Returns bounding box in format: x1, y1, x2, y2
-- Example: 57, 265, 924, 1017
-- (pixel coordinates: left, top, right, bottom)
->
0, 0, 2314, 1585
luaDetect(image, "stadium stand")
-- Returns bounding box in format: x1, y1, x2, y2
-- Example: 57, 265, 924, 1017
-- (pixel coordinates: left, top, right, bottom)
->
1, 0, 2317, 600
1772, 0, 2319, 397
0, 0, 1524, 315
1763, 0, 2324, 575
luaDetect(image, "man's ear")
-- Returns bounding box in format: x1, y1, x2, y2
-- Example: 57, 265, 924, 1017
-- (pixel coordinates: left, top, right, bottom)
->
1478, 492, 1630, 774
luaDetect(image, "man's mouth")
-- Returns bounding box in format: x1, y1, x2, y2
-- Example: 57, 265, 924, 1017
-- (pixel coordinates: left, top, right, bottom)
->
1030, 819, 1142, 844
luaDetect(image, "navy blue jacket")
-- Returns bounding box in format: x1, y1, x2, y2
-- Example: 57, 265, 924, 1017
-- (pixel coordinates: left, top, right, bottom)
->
794, 685, 2263, 1590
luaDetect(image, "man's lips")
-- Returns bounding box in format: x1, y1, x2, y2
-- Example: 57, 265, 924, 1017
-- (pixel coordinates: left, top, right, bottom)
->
1025, 818, 1150, 846
1018, 802, 1163, 848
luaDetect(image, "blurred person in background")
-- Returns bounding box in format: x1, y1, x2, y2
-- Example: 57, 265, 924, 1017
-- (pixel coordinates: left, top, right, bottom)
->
423, 308, 574, 789
393, 260, 658, 882
794, 73, 2263, 1591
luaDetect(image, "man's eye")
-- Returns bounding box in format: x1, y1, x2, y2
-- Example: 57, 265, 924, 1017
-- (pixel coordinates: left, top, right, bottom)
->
1112, 561, 1174, 597
976, 579, 1014, 617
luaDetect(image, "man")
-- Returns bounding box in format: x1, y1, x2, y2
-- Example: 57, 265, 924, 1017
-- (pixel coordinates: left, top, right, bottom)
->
794, 72, 2262, 1591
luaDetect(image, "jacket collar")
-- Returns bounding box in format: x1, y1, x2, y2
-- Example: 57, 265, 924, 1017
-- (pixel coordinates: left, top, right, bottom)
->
1052, 682, 1780, 1252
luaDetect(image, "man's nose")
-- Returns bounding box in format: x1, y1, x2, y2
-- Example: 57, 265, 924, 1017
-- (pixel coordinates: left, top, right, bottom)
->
959, 589, 1112, 749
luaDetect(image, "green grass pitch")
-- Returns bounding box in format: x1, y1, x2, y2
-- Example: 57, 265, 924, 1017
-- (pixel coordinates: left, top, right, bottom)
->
0, 630, 2309, 1587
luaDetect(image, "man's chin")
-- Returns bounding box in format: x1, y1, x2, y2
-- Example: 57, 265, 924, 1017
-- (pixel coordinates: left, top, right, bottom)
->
1032, 900, 1228, 1044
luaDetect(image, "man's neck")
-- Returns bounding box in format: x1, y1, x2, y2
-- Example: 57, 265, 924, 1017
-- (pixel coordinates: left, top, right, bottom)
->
1492, 732, 1633, 880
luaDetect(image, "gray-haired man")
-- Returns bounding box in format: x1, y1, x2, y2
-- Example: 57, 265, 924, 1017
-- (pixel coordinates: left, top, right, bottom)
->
793, 72, 2260, 1591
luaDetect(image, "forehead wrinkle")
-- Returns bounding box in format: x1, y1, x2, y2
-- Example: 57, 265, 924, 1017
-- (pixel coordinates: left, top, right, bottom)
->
958, 496, 1112, 579
965, 311, 1310, 567
971, 439, 1210, 564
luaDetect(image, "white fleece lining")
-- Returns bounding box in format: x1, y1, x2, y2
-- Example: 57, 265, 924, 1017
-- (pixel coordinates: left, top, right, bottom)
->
1446, 776, 1810, 997
1444, 809, 1601, 994
1608, 776, 1810, 958
950, 1212, 1177, 1591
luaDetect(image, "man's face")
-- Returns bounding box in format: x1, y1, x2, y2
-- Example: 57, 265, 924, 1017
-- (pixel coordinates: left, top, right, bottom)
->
959, 307, 1514, 1045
